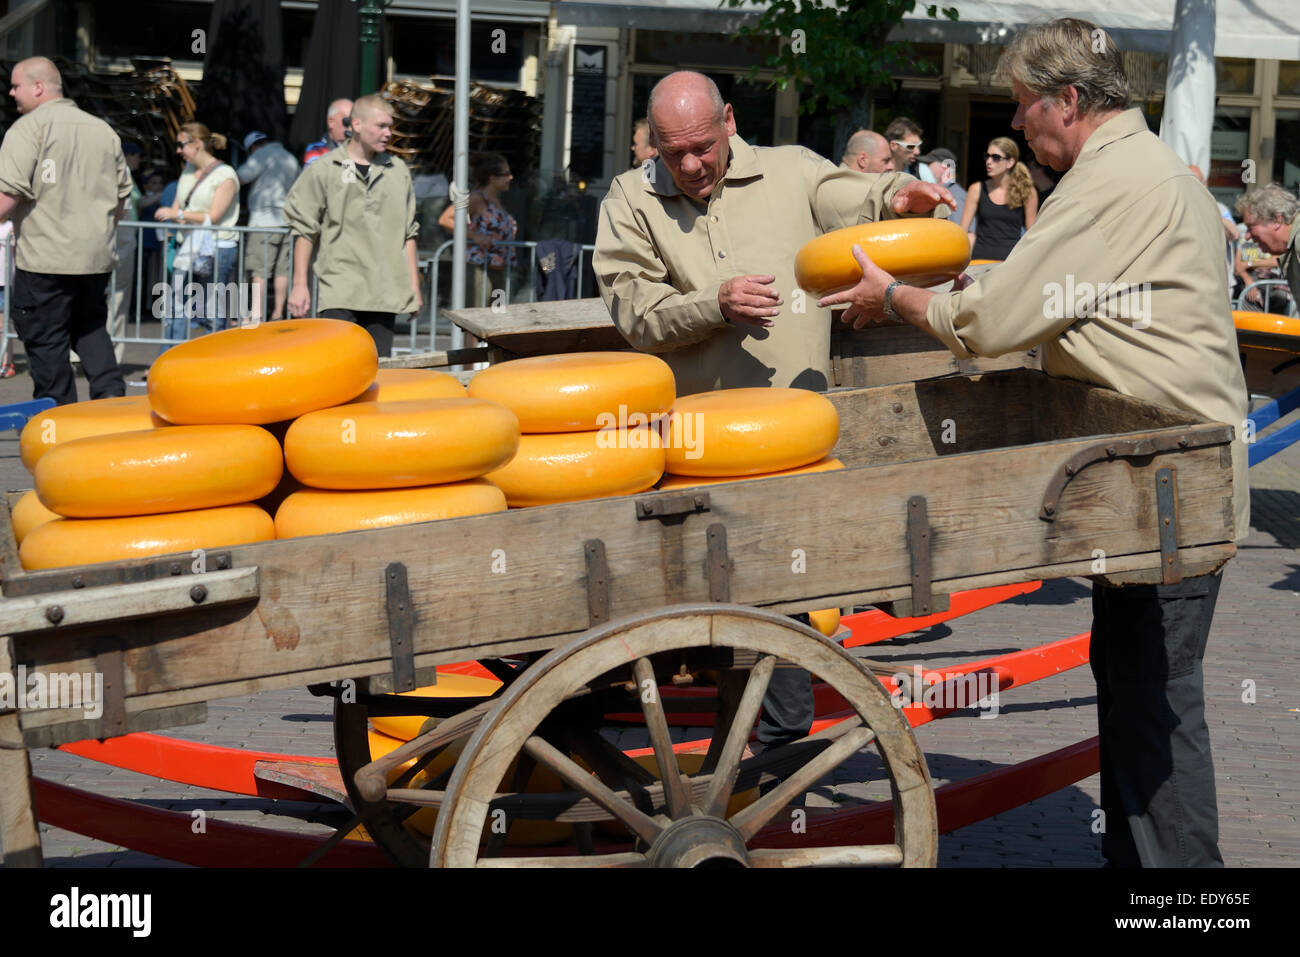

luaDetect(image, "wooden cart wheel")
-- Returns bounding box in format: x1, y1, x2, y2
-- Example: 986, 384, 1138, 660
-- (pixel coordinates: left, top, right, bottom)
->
429, 604, 937, 868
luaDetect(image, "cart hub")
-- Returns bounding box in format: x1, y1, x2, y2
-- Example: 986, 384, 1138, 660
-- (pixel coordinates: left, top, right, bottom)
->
646, 814, 750, 868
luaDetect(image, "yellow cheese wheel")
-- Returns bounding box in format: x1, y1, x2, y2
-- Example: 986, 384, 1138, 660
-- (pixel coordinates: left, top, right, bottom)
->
485, 427, 665, 507
352, 369, 467, 403
19, 504, 275, 570
663, 388, 839, 477
657, 456, 844, 489
284, 398, 519, 490
1234, 310, 1300, 338
969, 258, 1001, 266
794, 218, 971, 294
467, 352, 676, 432
35, 425, 284, 518
809, 608, 842, 637
147, 318, 378, 425
275, 480, 506, 539
11, 490, 61, 545
19, 396, 167, 472
369, 675, 505, 742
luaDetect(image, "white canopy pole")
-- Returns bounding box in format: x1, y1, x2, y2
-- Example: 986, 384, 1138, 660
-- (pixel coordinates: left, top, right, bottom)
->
450, 0, 470, 349
1159, 0, 1216, 173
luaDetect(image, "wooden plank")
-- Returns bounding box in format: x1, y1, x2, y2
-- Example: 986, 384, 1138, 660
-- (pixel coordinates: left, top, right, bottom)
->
442, 299, 626, 356
0, 493, 24, 587
0, 637, 42, 867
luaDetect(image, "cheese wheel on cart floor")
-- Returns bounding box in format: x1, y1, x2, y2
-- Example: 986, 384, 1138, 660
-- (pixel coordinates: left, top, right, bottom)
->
368, 674, 505, 742
468, 352, 676, 432
351, 369, 467, 403
794, 218, 971, 294
19, 396, 167, 471
35, 425, 284, 518
19, 504, 275, 570
657, 456, 844, 489
147, 318, 378, 425
485, 427, 665, 507
275, 480, 507, 539
11, 490, 62, 545
663, 389, 839, 477
284, 398, 519, 489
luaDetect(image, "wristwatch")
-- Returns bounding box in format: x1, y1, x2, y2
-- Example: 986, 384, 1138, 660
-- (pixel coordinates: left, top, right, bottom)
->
175, 211, 184, 224
882, 280, 904, 322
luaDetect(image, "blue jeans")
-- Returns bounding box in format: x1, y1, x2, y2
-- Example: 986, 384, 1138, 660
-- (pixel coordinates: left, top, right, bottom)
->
163, 244, 238, 350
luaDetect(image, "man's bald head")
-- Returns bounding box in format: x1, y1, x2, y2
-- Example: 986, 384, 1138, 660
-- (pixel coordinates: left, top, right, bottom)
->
842, 130, 894, 173
644, 72, 736, 202
10, 57, 63, 114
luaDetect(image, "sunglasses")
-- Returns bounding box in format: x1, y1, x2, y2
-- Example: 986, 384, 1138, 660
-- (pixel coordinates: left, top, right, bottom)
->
177, 139, 194, 148
986, 153, 1008, 161
893, 140, 923, 152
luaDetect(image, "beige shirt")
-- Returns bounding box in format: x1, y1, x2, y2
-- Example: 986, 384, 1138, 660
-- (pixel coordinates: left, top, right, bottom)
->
283, 146, 419, 314
1282, 211, 1300, 304
594, 135, 931, 395
925, 109, 1249, 539
0, 98, 132, 275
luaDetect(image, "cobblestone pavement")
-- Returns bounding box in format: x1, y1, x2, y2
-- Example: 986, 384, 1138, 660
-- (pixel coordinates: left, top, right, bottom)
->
2, 352, 1296, 868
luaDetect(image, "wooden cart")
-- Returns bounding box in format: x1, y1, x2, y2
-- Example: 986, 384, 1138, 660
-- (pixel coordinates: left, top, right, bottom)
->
0, 366, 1239, 868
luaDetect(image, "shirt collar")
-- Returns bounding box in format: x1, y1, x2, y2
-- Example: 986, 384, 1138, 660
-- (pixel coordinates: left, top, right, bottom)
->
1075, 108, 1148, 164
641, 133, 762, 199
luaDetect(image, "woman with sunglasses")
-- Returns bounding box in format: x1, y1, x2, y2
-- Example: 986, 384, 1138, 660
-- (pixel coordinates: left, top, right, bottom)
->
960, 136, 1038, 261
152, 122, 240, 344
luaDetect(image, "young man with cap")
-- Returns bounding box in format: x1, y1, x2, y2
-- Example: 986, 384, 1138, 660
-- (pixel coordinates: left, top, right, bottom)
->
237, 131, 300, 321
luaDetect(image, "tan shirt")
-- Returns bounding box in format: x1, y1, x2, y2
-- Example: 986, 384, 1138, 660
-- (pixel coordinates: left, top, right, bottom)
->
925, 109, 1249, 538
0, 98, 132, 275
283, 146, 419, 314
1282, 211, 1300, 304
594, 135, 931, 395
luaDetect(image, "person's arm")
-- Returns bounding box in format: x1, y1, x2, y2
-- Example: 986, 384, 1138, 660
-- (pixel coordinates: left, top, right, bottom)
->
282, 168, 323, 317
592, 179, 731, 351
1024, 186, 1039, 230
203, 177, 238, 225
960, 182, 980, 247
404, 177, 422, 313
807, 153, 955, 233
0, 123, 38, 224
236, 151, 264, 185
0, 192, 19, 224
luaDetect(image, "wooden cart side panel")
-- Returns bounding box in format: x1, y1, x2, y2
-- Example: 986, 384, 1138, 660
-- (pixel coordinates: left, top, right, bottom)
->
830, 324, 1036, 390
9, 423, 1234, 739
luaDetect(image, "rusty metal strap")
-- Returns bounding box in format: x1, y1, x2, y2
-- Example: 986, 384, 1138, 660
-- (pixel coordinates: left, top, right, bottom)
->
906, 496, 934, 616
384, 563, 416, 693
706, 524, 732, 603
584, 539, 611, 626
1155, 467, 1182, 585
1040, 427, 1233, 521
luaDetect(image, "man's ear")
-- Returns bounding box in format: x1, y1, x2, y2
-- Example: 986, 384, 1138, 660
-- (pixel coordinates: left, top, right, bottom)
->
722, 103, 737, 138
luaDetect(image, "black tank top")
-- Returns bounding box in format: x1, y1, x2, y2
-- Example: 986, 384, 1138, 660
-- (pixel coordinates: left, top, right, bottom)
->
971, 180, 1025, 261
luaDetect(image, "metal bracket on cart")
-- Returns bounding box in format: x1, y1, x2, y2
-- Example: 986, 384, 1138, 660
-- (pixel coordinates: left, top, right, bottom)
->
384, 562, 417, 693
584, 539, 611, 626
1038, 428, 1232, 523
876, 495, 949, 619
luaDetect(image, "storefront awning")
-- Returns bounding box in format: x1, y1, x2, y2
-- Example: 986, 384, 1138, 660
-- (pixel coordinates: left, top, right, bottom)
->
555, 0, 1300, 61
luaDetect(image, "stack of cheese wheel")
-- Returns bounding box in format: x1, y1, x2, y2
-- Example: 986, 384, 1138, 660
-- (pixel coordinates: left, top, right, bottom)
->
277, 387, 518, 538
658, 387, 844, 638
17, 320, 382, 570
467, 352, 674, 507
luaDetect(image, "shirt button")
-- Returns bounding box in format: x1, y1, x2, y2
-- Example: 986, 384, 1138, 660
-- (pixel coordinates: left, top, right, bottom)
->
710, 215, 718, 223
718, 250, 726, 259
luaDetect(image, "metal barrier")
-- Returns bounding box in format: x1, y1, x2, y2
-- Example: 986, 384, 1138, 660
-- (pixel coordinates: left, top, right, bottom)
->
0, 226, 598, 365
1236, 279, 1297, 317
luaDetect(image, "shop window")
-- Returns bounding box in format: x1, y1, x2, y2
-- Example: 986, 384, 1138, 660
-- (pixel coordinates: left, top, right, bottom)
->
1215, 58, 1254, 95
1275, 110, 1300, 193
1208, 106, 1250, 210
1279, 62, 1300, 97
634, 30, 779, 70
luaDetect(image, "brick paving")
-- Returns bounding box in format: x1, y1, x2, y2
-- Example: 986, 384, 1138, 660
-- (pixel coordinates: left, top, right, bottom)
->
1, 350, 1296, 868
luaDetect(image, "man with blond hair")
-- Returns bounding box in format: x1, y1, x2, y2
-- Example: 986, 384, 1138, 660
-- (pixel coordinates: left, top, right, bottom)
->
841, 130, 894, 174
0, 56, 132, 404
284, 94, 421, 357
822, 18, 1247, 868
1236, 182, 1300, 306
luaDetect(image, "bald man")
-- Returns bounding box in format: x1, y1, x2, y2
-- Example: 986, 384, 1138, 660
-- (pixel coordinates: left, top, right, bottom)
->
841, 130, 894, 173
303, 97, 355, 166
284, 94, 421, 356
594, 71, 953, 758
0, 57, 132, 404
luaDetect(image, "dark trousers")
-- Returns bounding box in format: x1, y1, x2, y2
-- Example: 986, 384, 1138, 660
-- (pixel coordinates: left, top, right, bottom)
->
11, 268, 124, 406
1090, 572, 1224, 867
756, 612, 815, 748
319, 308, 395, 358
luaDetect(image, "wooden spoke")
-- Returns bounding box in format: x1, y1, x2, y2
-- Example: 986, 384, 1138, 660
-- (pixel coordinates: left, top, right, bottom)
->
702, 654, 775, 818
565, 725, 657, 789
632, 657, 691, 820
730, 726, 877, 841
522, 735, 662, 845
749, 845, 904, 868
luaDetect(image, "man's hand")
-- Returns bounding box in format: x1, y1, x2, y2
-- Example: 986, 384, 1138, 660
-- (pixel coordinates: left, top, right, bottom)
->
817, 244, 893, 330
890, 181, 957, 215
718, 274, 782, 326
287, 282, 311, 318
